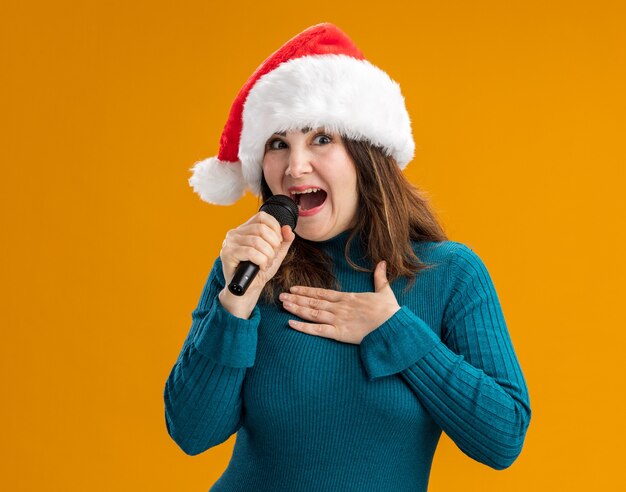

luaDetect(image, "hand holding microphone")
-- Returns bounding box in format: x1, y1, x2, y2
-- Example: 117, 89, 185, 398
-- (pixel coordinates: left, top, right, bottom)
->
218, 195, 298, 318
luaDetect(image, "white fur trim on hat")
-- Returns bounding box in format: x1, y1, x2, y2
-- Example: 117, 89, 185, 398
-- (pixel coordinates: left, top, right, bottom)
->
188, 157, 245, 205
239, 54, 415, 197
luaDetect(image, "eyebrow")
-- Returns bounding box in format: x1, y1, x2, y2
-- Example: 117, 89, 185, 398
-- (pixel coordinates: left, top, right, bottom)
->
272, 126, 321, 137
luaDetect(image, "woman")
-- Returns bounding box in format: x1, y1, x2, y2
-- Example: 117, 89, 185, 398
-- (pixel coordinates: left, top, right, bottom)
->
165, 23, 531, 491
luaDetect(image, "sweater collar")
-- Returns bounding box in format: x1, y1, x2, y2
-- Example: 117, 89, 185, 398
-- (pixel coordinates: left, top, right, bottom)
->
303, 228, 368, 265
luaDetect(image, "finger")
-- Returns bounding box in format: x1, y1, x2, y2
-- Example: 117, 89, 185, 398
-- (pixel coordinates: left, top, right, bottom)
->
374, 260, 391, 292
288, 319, 335, 339
281, 224, 296, 242
223, 238, 273, 271
242, 212, 282, 245
274, 226, 296, 262
289, 286, 344, 302
281, 300, 334, 325
244, 222, 282, 248
282, 293, 334, 313
257, 211, 283, 241
237, 234, 276, 263
232, 245, 272, 271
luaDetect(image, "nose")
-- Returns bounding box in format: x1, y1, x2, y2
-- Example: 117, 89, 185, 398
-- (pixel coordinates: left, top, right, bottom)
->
285, 145, 313, 178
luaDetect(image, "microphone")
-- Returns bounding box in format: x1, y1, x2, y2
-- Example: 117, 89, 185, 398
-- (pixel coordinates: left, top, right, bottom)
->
228, 194, 299, 296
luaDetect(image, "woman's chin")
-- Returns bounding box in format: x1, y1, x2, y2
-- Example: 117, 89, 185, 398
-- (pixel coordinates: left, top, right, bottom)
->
295, 229, 318, 241
294, 205, 331, 239
295, 225, 327, 242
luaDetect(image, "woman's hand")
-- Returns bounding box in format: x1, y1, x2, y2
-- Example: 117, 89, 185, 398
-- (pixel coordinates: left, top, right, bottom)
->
218, 212, 296, 319
220, 211, 296, 294
278, 261, 401, 345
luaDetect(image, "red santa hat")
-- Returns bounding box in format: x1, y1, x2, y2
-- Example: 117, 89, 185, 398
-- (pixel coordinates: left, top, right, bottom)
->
189, 22, 415, 205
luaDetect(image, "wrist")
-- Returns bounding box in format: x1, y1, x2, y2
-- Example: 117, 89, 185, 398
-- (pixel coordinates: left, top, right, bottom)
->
218, 287, 262, 320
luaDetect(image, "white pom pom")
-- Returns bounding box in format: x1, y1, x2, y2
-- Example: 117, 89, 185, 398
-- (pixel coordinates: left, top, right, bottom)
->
188, 156, 246, 205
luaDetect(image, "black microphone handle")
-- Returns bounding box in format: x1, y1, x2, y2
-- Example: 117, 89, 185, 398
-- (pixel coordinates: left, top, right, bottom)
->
228, 260, 260, 296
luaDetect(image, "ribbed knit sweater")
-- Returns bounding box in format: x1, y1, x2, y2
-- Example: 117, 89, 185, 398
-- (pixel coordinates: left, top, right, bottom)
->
164, 230, 531, 491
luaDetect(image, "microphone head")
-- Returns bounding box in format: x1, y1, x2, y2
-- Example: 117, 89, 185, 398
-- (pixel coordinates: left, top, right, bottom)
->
259, 194, 299, 230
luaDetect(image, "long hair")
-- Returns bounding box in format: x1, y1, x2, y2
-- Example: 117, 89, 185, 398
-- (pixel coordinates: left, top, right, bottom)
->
258, 137, 448, 305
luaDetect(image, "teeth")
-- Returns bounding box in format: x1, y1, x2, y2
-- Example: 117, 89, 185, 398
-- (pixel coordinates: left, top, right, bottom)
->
291, 188, 322, 195
289, 188, 325, 211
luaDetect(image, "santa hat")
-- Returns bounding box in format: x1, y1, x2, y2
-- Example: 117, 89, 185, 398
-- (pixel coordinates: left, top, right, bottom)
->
189, 22, 415, 205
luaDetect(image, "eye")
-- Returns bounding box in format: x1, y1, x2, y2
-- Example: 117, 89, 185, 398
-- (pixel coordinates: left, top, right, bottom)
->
266, 138, 287, 150
313, 134, 332, 145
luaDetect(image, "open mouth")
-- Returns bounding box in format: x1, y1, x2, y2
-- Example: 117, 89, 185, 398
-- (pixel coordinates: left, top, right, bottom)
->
290, 189, 328, 211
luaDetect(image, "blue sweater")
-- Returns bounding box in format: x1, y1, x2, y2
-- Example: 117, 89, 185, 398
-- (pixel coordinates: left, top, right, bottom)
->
164, 230, 531, 491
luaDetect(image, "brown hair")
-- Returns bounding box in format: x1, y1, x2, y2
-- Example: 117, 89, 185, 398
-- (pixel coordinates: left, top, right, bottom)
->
258, 136, 448, 305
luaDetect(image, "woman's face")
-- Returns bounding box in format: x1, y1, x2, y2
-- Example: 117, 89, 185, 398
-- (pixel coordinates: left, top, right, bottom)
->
262, 127, 359, 242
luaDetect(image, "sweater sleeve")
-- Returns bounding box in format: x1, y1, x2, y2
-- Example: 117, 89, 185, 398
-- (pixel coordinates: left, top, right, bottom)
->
358, 243, 531, 470
163, 256, 261, 456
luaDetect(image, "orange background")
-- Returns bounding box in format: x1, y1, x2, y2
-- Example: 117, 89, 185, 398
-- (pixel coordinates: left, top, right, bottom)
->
2, 1, 625, 490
